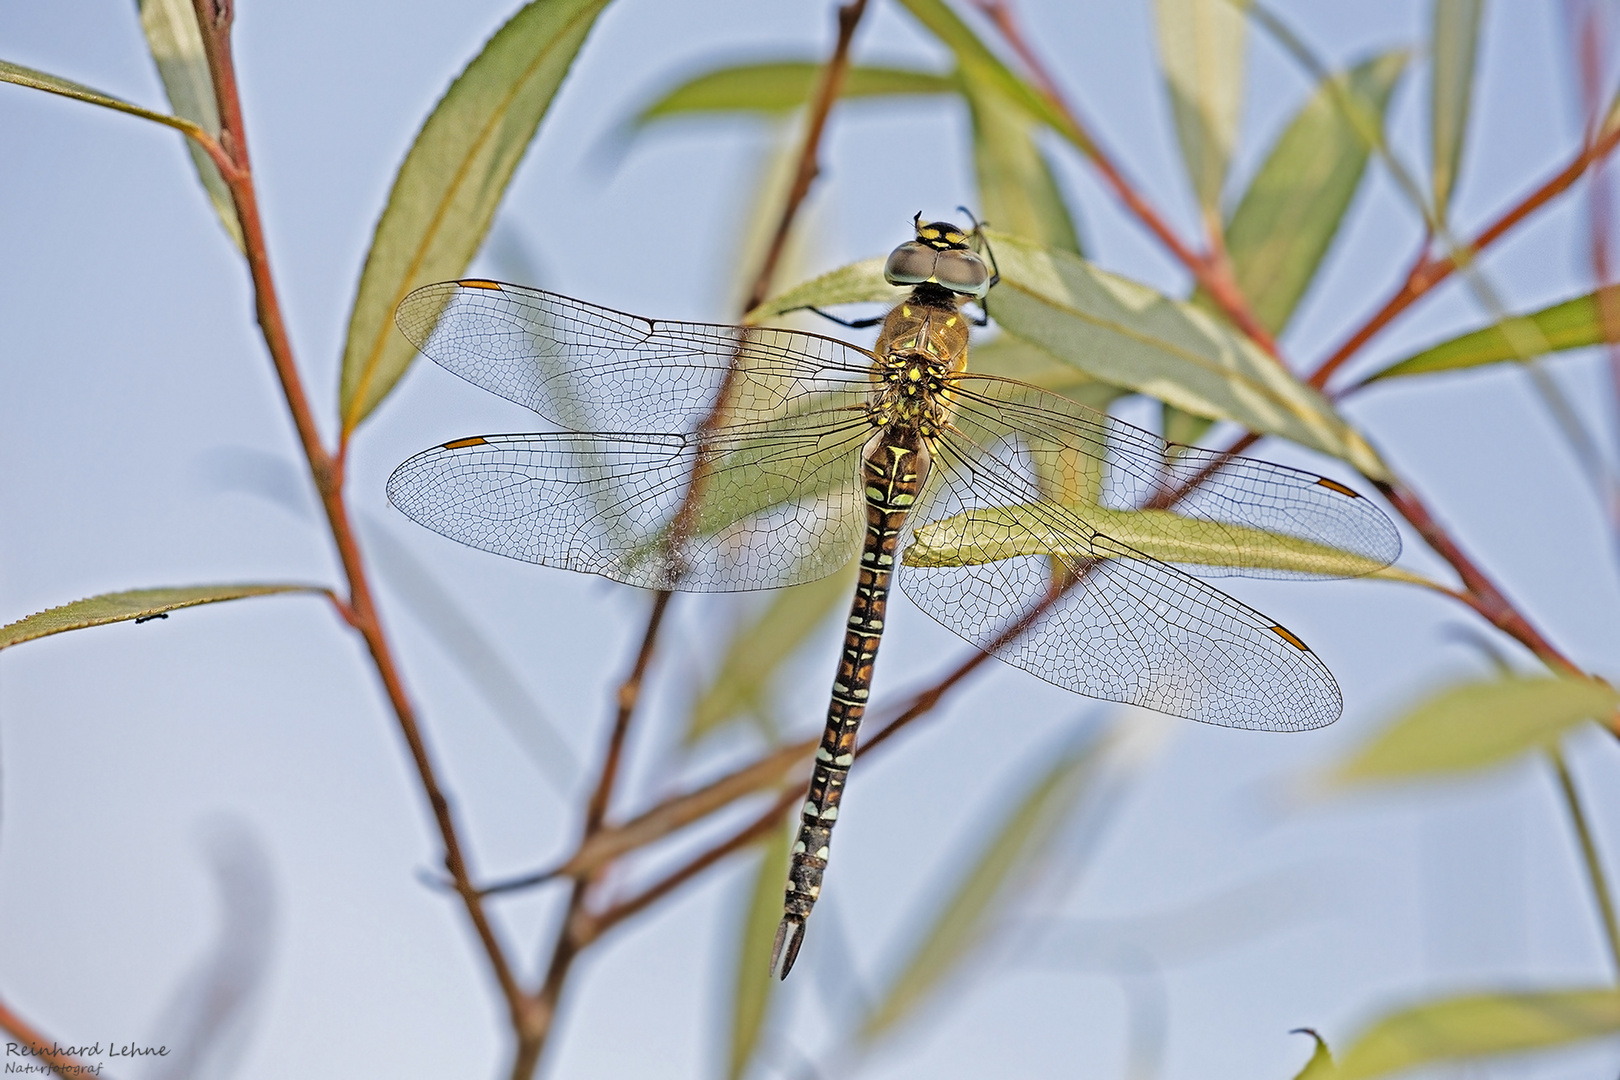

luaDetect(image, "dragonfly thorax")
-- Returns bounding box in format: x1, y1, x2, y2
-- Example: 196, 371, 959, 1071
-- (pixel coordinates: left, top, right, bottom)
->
867, 351, 953, 436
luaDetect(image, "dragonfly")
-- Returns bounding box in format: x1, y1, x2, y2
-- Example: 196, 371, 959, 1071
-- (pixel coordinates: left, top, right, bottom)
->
387, 214, 1400, 979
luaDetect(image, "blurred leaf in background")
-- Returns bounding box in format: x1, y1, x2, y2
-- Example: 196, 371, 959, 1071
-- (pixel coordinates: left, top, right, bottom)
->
1321, 676, 1620, 787
725, 815, 795, 1080
1428, 0, 1484, 224
855, 728, 1115, 1043
1331, 988, 1620, 1080
1153, 0, 1248, 227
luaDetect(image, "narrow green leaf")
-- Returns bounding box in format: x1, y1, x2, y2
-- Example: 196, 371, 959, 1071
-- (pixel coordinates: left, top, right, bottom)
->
986, 231, 1390, 478
0, 585, 321, 650
1429, 0, 1484, 223
1221, 50, 1409, 335
748, 257, 893, 321
965, 82, 1082, 253
635, 61, 954, 123
137, 0, 243, 252
893, 0, 1074, 141
726, 815, 794, 1080
858, 739, 1102, 1042
1325, 677, 1620, 786
0, 58, 207, 140
1366, 285, 1620, 382
1292, 1029, 1337, 1080
338, 0, 611, 434
687, 559, 858, 744
905, 502, 1396, 578
969, 333, 1125, 412
1334, 988, 1620, 1080
1154, 0, 1248, 217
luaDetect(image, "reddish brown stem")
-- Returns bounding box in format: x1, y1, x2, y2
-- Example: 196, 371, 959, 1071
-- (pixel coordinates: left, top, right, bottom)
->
1377, 481, 1580, 674
743, 0, 869, 314
483, 736, 816, 895
1315, 118, 1620, 389
591, 788, 802, 939
514, 5, 874, 1076
186, 0, 522, 1018
972, 0, 1280, 358
0, 996, 92, 1079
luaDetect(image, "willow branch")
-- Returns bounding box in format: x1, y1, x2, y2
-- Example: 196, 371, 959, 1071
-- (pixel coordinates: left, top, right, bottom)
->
971, 0, 1279, 357
0, 996, 92, 1079
1314, 117, 1620, 389
186, 0, 521, 1015
516, 4, 875, 1076
588, 787, 802, 940
743, 0, 870, 313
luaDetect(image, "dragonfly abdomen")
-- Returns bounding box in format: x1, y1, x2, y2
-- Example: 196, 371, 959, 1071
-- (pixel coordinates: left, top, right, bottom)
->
772, 425, 933, 979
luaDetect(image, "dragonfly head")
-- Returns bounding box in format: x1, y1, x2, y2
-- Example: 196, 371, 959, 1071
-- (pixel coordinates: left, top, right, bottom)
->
883, 212, 993, 299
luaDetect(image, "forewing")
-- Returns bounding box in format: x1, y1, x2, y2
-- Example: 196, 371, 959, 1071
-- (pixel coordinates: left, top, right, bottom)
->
387, 412, 872, 592
395, 280, 876, 432
947, 373, 1401, 578
898, 425, 1341, 730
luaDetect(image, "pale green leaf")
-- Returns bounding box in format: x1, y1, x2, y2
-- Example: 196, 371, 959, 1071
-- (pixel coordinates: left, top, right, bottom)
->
687, 559, 858, 744
1325, 677, 1620, 786
748, 256, 894, 321
0, 585, 321, 650
1154, 0, 1248, 216
137, 0, 243, 251
1366, 285, 1620, 382
985, 231, 1390, 478
1429, 0, 1484, 223
894, 0, 1074, 141
905, 502, 1396, 578
1292, 1029, 1337, 1080
635, 61, 954, 122
0, 58, 206, 140
339, 0, 611, 434
966, 82, 1082, 253
727, 816, 794, 1080
1334, 988, 1620, 1080
858, 739, 1102, 1042
1221, 50, 1409, 335
969, 333, 1125, 412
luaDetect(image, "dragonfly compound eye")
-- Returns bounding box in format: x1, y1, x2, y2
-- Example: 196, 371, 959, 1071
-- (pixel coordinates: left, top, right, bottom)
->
932, 249, 990, 298
884, 241, 938, 286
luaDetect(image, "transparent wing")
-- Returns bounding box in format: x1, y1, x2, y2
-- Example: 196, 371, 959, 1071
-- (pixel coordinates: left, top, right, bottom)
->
395, 281, 878, 433
387, 408, 873, 592
898, 424, 1342, 730
946, 373, 1401, 578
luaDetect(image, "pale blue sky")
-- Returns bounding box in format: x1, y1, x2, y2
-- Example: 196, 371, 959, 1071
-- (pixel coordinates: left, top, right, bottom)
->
2, 3, 1619, 1078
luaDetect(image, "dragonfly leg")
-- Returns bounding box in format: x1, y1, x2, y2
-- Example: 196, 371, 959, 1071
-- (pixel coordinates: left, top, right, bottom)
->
786, 305, 887, 330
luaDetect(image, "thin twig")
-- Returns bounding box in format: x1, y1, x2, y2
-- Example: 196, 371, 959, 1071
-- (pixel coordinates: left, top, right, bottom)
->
0, 995, 96, 1079
1376, 481, 1578, 674
590, 788, 802, 939
971, 0, 1280, 356
743, 0, 870, 314
185, 0, 522, 1017
1315, 118, 1620, 389
1550, 748, 1620, 979
514, 5, 873, 1075
484, 736, 816, 895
